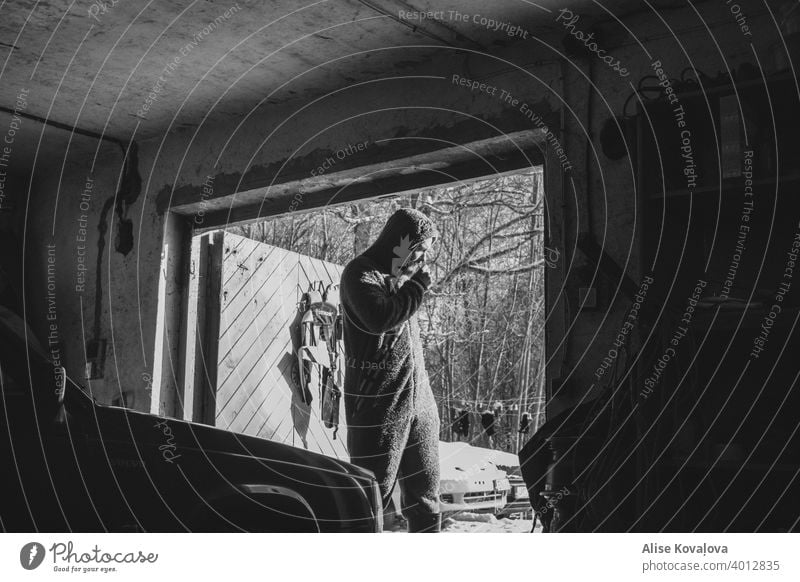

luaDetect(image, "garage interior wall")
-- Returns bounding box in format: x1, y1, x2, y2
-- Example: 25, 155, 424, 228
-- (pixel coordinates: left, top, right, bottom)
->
13, 4, 775, 420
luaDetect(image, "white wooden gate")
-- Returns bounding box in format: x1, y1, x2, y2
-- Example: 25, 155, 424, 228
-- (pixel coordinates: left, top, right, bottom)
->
186, 231, 348, 460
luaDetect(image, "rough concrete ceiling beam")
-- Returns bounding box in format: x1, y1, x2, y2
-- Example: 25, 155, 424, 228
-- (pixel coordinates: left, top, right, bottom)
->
195, 137, 546, 228
169, 128, 545, 224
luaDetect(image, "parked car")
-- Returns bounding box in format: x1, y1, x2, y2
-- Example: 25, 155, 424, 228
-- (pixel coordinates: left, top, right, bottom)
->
0, 306, 382, 532
438, 441, 510, 514
498, 471, 533, 519
478, 448, 534, 519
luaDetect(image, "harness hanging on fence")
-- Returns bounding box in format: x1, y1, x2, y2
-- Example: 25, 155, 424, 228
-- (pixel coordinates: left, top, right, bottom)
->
297, 281, 344, 439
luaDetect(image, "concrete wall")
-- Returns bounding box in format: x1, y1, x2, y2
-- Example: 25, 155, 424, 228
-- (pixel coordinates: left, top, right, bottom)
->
19, 2, 781, 415
23, 138, 163, 409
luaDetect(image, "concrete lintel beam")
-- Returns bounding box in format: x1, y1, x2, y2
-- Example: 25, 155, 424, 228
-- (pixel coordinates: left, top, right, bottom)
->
165, 128, 546, 221
192, 135, 546, 228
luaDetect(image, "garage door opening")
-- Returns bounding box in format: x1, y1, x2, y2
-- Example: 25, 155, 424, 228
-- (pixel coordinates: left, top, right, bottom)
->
182, 168, 546, 454
176, 168, 546, 529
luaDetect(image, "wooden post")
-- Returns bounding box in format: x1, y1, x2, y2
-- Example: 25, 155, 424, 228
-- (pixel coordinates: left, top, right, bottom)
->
150, 213, 190, 418
181, 230, 223, 425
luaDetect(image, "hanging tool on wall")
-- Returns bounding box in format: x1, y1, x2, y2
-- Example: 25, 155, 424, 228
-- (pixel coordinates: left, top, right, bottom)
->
88, 141, 141, 379
297, 281, 344, 438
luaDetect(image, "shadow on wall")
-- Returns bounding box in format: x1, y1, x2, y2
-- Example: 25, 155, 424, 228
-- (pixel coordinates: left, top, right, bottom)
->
285, 325, 312, 449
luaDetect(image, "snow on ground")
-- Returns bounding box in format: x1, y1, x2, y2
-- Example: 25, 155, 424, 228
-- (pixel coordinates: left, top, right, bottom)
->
443, 513, 539, 533
385, 513, 541, 533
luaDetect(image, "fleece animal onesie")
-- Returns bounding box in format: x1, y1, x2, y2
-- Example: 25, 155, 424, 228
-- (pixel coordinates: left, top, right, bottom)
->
340, 208, 441, 532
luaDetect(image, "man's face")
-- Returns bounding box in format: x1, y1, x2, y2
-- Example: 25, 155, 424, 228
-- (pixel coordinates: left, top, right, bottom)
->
400, 238, 434, 277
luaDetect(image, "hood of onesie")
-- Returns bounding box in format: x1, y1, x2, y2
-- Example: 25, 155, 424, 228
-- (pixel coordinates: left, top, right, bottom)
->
362, 208, 438, 275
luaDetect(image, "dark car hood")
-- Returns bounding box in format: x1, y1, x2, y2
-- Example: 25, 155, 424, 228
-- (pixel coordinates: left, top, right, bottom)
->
69, 384, 375, 483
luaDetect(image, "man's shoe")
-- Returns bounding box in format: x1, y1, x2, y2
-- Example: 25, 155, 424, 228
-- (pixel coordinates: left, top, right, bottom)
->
406, 512, 442, 533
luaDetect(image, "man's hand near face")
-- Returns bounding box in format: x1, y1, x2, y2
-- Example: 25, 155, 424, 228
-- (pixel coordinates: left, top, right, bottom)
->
412, 264, 432, 290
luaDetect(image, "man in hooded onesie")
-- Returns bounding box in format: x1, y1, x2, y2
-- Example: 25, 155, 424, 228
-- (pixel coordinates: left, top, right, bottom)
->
340, 208, 441, 533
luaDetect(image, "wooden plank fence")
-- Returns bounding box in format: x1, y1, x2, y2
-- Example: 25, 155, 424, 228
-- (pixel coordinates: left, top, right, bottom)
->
211, 232, 348, 460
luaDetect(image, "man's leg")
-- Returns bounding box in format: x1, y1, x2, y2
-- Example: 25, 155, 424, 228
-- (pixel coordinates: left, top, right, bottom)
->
346, 394, 413, 511
397, 400, 441, 532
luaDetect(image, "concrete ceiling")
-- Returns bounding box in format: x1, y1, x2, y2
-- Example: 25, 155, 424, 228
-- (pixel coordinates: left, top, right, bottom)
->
0, 0, 662, 169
